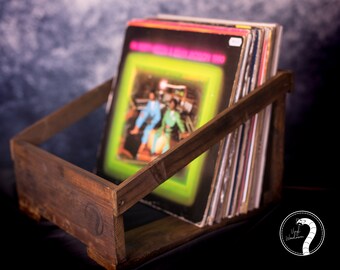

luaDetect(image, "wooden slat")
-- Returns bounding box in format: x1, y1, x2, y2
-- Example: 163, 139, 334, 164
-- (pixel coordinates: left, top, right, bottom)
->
10, 71, 291, 269
120, 207, 263, 269
115, 71, 293, 216
263, 94, 286, 204
11, 140, 124, 266
12, 79, 112, 145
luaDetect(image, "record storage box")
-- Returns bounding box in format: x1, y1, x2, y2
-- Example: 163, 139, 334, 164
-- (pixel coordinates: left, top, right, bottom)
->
10, 71, 293, 269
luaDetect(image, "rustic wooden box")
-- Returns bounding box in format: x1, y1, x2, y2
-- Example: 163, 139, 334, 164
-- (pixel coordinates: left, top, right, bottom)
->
10, 71, 293, 269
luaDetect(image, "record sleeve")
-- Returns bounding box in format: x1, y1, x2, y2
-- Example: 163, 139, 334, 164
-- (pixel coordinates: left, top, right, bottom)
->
97, 18, 251, 226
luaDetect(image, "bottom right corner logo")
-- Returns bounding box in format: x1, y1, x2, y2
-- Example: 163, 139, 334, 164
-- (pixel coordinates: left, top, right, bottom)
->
279, 210, 325, 256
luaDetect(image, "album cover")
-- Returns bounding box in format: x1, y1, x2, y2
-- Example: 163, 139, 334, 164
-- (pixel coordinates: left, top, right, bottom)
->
97, 19, 251, 226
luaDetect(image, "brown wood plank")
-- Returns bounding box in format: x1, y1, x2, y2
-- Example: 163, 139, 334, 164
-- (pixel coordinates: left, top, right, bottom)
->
11, 140, 125, 266
263, 94, 286, 204
12, 79, 112, 145
115, 71, 293, 216
9, 71, 291, 269
120, 208, 262, 269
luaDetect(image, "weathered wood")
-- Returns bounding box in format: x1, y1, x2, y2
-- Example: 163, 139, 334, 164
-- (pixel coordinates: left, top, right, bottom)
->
263, 94, 286, 204
120, 207, 263, 269
11, 140, 125, 266
10, 71, 292, 270
115, 71, 293, 216
13, 79, 112, 145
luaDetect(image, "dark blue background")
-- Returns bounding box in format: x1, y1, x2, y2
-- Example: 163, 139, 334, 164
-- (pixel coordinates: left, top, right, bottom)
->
1, 0, 338, 188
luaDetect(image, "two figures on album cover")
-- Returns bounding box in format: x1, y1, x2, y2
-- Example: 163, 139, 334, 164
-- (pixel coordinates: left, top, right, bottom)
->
121, 81, 191, 162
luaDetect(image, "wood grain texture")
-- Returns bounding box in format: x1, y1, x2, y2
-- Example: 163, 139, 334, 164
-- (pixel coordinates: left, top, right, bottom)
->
262, 94, 286, 204
10, 71, 292, 269
120, 208, 263, 269
11, 140, 125, 266
115, 71, 293, 216
12, 79, 112, 145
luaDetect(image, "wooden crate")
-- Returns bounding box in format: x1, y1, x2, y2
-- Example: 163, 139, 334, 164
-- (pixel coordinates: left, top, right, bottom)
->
10, 71, 293, 269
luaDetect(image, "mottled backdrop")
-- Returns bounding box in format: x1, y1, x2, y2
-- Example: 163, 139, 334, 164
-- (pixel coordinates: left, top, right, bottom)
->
1, 0, 339, 187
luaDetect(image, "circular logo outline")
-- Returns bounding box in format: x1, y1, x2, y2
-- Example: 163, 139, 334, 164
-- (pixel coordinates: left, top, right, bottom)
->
279, 210, 325, 256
